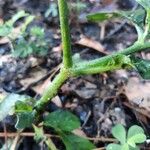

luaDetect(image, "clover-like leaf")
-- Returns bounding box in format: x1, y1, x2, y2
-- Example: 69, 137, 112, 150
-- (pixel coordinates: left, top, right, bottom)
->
106, 144, 122, 150
127, 125, 146, 147
60, 132, 95, 150
87, 9, 145, 27
112, 124, 126, 145
15, 101, 35, 129
44, 110, 80, 132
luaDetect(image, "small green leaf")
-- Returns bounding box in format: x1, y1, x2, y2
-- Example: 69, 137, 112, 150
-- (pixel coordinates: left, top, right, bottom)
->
60, 132, 95, 150
131, 56, 150, 79
122, 144, 129, 150
13, 39, 33, 58
87, 12, 119, 22
127, 125, 145, 139
136, 0, 150, 10
44, 110, 80, 132
30, 26, 45, 37
15, 101, 33, 113
87, 9, 145, 27
0, 25, 12, 36
33, 125, 45, 142
21, 15, 35, 32
6, 10, 29, 26
0, 94, 31, 121
112, 124, 126, 144
127, 133, 146, 147
127, 125, 146, 147
106, 144, 122, 150
15, 111, 35, 129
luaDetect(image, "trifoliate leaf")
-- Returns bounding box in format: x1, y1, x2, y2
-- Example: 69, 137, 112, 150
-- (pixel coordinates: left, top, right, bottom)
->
127, 125, 146, 147
44, 110, 80, 132
112, 124, 126, 145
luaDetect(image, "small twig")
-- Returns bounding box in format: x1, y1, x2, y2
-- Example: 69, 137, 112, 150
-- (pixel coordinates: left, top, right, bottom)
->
0, 132, 116, 142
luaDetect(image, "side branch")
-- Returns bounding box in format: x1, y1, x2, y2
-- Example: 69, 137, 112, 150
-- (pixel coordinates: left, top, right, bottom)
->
72, 42, 150, 71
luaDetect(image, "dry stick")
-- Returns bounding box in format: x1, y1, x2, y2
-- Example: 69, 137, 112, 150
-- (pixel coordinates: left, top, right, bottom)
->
0, 132, 116, 142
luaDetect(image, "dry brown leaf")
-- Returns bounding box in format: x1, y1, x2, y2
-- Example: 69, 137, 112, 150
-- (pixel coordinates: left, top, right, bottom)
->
20, 67, 47, 90
125, 77, 150, 112
76, 35, 108, 54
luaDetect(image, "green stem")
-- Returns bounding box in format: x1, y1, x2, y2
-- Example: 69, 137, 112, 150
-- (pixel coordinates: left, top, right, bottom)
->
72, 42, 150, 76
58, 0, 72, 68
34, 68, 69, 111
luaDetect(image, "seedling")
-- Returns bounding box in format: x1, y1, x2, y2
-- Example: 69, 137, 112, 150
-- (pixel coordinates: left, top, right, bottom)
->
0, 10, 48, 57
106, 124, 146, 150
0, 0, 150, 149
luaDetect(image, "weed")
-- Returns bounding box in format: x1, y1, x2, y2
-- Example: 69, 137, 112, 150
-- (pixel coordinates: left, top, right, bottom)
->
0, 11, 48, 57
0, 0, 150, 149
107, 124, 146, 150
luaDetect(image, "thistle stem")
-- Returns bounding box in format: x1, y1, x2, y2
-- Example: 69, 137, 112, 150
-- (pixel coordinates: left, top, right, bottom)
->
58, 0, 72, 68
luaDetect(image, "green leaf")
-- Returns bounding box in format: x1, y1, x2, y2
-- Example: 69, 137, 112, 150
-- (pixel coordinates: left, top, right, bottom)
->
13, 39, 33, 58
15, 111, 35, 129
15, 100, 35, 129
21, 15, 35, 33
6, 10, 29, 26
0, 94, 31, 121
106, 144, 123, 150
131, 56, 150, 79
87, 12, 119, 22
15, 101, 33, 113
112, 124, 126, 144
87, 9, 145, 40
44, 110, 80, 132
136, 0, 150, 10
122, 144, 129, 150
30, 26, 45, 38
127, 125, 145, 139
60, 132, 95, 150
127, 134, 146, 147
127, 125, 146, 147
33, 125, 45, 142
0, 25, 12, 36
87, 9, 145, 26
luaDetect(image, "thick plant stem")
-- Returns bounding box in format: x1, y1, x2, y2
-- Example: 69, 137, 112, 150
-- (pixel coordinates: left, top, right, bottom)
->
58, 0, 72, 68
34, 68, 69, 111
72, 42, 150, 74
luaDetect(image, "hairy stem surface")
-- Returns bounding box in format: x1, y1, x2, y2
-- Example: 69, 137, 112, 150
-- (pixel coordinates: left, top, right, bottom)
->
34, 68, 69, 111
58, 0, 72, 68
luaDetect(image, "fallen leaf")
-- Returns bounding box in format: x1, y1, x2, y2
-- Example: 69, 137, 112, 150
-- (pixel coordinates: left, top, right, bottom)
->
125, 77, 150, 112
76, 35, 108, 54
